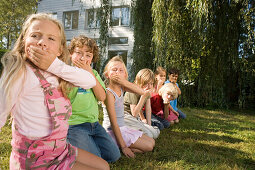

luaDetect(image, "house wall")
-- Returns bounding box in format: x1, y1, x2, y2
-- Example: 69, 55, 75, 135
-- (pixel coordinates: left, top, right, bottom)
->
37, 0, 134, 72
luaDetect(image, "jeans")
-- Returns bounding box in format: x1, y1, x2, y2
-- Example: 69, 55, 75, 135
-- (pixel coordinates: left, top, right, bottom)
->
150, 114, 170, 130
177, 109, 186, 119
67, 122, 120, 162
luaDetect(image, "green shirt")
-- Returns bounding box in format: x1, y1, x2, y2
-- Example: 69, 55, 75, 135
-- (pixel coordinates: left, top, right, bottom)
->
68, 69, 105, 125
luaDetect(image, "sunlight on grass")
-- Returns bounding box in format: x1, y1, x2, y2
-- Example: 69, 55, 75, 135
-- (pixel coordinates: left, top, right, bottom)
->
0, 108, 254, 170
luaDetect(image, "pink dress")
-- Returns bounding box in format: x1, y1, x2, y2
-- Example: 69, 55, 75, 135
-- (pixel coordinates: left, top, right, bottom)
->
10, 66, 77, 170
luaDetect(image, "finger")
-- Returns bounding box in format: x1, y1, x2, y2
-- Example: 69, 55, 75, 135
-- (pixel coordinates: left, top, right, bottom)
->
30, 46, 45, 56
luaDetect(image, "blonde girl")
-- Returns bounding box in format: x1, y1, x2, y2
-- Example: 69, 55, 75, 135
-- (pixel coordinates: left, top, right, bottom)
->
0, 13, 109, 170
123, 68, 160, 139
150, 67, 179, 129
102, 56, 155, 158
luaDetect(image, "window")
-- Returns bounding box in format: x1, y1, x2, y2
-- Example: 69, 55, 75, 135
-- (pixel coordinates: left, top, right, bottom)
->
63, 11, 79, 30
86, 9, 100, 28
109, 37, 128, 45
51, 13, 57, 20
111, 7, 130, 26
108, 51, 128, 64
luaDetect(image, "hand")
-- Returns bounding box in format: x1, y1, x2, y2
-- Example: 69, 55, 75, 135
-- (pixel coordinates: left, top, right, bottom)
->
142, 119, 147, 124
174, 111, 179, 117
162, 93, 171, 104
158, 79, 165, 86
73, 57, 93, 74
121, 147, 135, 158
111, 74, 127, 85
141, 90, 151, 100
27, 46, 56, 70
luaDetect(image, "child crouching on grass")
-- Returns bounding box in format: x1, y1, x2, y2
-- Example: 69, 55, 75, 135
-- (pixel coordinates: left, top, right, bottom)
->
123, 68, 160, 139
102, 56, 155, 158
150, 66, 179, 130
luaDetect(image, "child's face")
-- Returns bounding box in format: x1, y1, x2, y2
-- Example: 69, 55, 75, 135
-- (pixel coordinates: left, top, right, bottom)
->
142, 81, 154, 91
155, 71, 166, 83
71, 46, 93, 66
107, 61, 127, 79
24, 19, 62, 58
169, 74, 178, 83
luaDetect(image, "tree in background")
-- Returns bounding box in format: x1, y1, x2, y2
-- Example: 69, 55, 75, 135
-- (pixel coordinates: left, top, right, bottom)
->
0, 0, 37, 49
131, 0, 154, 77
151, 0, 255, 108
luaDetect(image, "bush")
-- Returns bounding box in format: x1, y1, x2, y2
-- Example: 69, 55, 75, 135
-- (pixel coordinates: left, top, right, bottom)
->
0, 49, 8, 74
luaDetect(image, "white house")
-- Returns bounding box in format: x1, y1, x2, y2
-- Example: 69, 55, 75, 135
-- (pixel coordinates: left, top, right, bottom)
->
37, 0, 134, 72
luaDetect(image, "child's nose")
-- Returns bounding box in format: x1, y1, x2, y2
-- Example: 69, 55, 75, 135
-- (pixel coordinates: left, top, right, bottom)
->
37, 38, 47, 48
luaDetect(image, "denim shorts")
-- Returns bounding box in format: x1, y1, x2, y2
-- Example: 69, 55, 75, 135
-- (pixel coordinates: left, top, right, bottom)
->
67, 121, 120, 162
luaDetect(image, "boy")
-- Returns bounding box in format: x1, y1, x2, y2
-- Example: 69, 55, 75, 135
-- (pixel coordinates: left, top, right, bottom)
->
165, 68, 186, 119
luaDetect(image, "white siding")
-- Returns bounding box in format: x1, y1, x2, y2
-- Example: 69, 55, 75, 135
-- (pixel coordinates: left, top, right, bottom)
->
38, 0, 134, 72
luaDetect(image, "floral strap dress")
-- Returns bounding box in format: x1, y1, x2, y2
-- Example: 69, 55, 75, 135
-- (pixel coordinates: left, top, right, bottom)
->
10, 66, 77, 170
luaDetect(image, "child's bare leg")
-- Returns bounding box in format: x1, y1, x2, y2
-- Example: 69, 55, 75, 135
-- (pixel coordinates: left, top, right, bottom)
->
129, 135, 155, 153
72, 148, 109, 170
170, 121, 174, 125
175, 119, 179, 123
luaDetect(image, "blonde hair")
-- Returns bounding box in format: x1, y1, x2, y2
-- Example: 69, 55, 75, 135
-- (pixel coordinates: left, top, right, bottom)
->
154, 66, 166, 76
0, 13, 71, 113
158, 83, 178, 100
134, 68, 154, 87
103, 56, 128, 86
69, 35, 99, 63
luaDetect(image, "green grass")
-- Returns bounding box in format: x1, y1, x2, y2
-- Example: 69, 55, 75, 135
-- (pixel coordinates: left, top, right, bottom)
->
1, 108, 255, 170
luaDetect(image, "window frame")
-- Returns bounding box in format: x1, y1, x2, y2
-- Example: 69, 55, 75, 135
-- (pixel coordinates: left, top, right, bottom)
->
111, 6, 130, 27
63, 10, 79, 30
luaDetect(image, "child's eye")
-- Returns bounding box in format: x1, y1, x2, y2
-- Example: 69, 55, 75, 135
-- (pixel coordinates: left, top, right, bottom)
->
31, 34, 38, 38
49, 37, 55, 41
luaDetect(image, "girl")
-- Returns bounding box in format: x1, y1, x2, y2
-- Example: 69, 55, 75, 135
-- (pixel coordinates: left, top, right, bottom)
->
102, 56, 155, 158
67, 35, 120, 163
123, 68, 160, 139
150, 67, 179, 130
0, 13, 109, 170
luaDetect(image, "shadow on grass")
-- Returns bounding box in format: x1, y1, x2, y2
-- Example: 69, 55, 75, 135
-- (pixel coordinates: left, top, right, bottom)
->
154, 136, 255, 169
181, 109, 255, 135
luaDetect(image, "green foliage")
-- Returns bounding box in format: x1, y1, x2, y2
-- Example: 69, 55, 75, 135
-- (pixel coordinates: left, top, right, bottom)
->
0, 0, 38, 49
1, 108, 255, 169
96, 0, 111, 74
131, 0, 154, 76
152, 0, 255, 109
0, 49, 8, 74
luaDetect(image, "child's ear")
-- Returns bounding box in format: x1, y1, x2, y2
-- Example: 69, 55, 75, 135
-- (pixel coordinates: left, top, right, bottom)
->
57, 45, 63, 57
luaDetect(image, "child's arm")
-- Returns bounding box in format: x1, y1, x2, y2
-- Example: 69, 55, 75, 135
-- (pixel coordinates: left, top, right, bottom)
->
155, 79, 165, 93
28, 46, 96, 90
138, 111, 147, 124
105, 90, 135, 158
163, 103, 169, 119
175, 83, 181, 95
111, 75, 144, 95
168, 104, 179, 117
0, 73, 24, 130
129, 91, 150, 118
73, 59, 106, 101
144, 99, 152, 125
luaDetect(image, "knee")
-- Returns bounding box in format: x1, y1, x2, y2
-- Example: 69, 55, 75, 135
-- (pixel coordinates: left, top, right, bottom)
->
175, 119, 179, 123
108, 150, 121, 163
145, 138, 155, 152
164, 121, 170, 128
101, 161, 110, 170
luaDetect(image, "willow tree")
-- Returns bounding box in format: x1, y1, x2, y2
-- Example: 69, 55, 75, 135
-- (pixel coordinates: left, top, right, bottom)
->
152, 0, 255, 108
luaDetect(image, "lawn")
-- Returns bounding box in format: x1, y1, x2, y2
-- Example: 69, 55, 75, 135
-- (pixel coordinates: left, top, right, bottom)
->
1, 108, 255, 170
